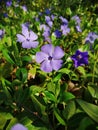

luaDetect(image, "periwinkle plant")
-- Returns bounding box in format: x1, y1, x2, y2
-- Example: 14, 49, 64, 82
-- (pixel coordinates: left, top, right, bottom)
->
17, 26, 39, 49
36, 44, 64, 72
1, 3, 98, 130
71, 50, 88, 68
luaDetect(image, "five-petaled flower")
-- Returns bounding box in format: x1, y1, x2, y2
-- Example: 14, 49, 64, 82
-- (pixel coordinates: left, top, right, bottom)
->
61, 24, 70, 36
36, 44, 64, 72
85, 32, 98, 44
71, 50, 88, 68
17, 26, 39, 49
11, 123, 28, 130
71, 15, 82, 32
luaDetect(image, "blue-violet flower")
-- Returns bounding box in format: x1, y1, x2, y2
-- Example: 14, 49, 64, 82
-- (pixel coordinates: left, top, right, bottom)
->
71, 50, 88, 67
54, 30, 62, 38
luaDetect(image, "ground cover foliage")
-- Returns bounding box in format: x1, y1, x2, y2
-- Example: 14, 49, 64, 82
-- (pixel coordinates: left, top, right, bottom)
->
0, 0, 98, 129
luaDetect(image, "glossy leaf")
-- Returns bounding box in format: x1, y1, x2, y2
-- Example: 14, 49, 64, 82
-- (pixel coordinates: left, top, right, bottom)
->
54, 108, 66, 126
44, 91, 56, 102
61, 92, 75, 102
76, 99, 98, 123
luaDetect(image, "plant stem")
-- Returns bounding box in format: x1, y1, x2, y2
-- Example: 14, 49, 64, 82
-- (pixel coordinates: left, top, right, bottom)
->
92, 51, 98, 83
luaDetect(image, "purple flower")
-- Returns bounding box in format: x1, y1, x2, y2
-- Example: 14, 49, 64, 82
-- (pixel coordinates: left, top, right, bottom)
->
45, 16, 53, 28
21, 22, 30, 28
85, 32, 98, 44
3, 13, 8, 17
45, 9, 51, 15
59, 16, 68, 25
71, 15, 82, 32
71, 15, 81, 24
6, 0, 12, 7
17, 26, 39, 49
35, 17, 40, 22
54, 30, 62, 38
0, 30, 5, 39
51, 14, 56, 21
61, 25, 70, 36
11, 123, 27, 130
36, 44, 64, 72
40, 24, 50, 34
40, 24, 51, 43
71, 50, 88, 68
21, 5, 27, 12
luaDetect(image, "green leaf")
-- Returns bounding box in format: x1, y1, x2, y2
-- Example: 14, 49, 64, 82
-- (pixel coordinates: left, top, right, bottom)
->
88, 85, 98, 99
63, 100, 76, 120
61, 92, 75, 102
78, 117, 95, 130
30, 94, 45, 115
21, 56, 32, 62
54, 108, 66, 126
6, 118, 18, 130
44, 91, 56, 102
55, 82, 60, 98
77, 66, 86, 75
2, 49, 15, 64
27, 124, 48, 130
16, 68, 28, 82
0, 116, 6, 130
0, 113, 13, 129
0, 112, 13, 120
76, 99, 98, 123
58, 68, 71, 75
30, 85, 45, 94
53, 73, 62, 82
20, 116, 32, 126
47, 82, 56, 94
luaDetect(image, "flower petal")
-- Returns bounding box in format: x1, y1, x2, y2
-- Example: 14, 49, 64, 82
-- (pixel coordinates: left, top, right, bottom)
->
41, 60, 52, 72
41, 44, 54, 56
51, 59, 63, 71
22, 41, 31, 49
29, 31, 38, 41
30, 41, 39, 48
22, 27, 29, 38
76, 25, 82, 32
17, 34, 25, 42
11, 123, 27, 130
36, 52, 48, 63
53, 46, 64, 59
